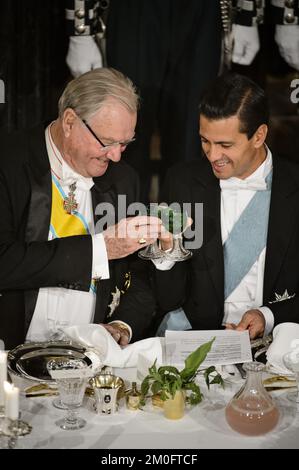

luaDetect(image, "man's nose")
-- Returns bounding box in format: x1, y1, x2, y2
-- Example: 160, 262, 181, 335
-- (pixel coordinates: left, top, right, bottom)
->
106, 145, 122, 162
206, 145, 222, 162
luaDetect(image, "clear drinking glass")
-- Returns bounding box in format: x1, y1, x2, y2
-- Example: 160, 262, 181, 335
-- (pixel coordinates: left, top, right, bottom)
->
283, 350, 299, 404
47, 358, 89, 430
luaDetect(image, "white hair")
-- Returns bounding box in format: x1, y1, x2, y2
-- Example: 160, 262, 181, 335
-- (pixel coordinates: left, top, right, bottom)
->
58, 67, 139, 120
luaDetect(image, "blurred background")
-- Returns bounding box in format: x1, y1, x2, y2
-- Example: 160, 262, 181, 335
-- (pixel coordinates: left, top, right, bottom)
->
0, 0, 298, 202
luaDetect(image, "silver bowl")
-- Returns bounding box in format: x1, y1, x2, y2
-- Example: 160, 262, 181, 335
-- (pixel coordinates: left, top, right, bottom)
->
89, 374, 126, 400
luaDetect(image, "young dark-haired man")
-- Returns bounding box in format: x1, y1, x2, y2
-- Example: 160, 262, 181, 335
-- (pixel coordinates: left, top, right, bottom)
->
155, 73, 299, 339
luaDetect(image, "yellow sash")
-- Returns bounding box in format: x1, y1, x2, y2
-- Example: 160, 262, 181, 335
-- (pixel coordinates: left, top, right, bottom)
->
50, 175, 96, 293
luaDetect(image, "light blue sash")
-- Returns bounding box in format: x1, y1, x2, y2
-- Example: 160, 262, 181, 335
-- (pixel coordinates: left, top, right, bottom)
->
223, 171, 272, 299
156, 307, 192, 337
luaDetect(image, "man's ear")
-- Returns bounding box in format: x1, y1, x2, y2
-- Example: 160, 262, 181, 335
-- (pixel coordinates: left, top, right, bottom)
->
62, 108, 76, 137
253, 124, 268, 148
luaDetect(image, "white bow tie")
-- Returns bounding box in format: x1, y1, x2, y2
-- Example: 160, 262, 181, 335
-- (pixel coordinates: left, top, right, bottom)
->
220, 178, 267, 191
61, 165, 94, 191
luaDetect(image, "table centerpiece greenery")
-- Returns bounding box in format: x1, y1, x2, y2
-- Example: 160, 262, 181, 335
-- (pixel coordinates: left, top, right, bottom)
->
140, 338, 224, 407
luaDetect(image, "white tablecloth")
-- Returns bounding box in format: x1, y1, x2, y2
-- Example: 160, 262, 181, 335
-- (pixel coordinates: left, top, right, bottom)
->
9, 367, 299, 449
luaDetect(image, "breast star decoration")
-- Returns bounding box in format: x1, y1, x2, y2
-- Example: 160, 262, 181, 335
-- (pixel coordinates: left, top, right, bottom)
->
268, 289, 295, 304
107, 272, 131, 318
107, 286, 121, 318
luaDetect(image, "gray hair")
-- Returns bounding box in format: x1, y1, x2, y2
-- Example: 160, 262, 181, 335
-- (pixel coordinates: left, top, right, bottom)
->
58, 68, 139, 120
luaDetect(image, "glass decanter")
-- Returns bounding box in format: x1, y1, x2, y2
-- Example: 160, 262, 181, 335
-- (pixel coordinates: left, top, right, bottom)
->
225, 362, 279, 436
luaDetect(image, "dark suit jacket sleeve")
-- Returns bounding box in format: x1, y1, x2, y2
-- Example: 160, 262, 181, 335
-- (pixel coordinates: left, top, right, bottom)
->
0, 162, 92, 293
268, 297, 299, 326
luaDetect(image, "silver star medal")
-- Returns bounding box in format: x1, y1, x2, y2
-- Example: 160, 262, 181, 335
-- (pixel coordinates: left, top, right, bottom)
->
269, 289, 296, 304
107, 286, 121, 317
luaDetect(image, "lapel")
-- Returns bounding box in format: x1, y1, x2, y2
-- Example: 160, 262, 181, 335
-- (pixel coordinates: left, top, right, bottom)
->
24, 127, 52, 331
192, 160, 224, 307
91, 166, 117, 230
25, 127, 52, 242
263, 156, 299, 301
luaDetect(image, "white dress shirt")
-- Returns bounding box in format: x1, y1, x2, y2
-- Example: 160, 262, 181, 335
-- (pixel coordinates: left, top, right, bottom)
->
26, 124, 110, 341
155, 147, 274, 335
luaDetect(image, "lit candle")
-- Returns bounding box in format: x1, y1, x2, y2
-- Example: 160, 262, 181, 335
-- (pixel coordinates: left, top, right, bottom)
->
4, 381, 19, 420
0, 351, 7, 408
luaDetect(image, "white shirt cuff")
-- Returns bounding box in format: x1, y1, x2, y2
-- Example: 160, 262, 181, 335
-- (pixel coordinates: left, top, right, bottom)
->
109, 320, 132, 342
152, 258, 176, 270
258, 306, 275, 337
152, 247, 175, 271
92, 233, 110, 280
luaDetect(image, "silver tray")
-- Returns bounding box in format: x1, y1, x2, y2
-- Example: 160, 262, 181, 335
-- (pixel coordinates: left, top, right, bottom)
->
8, 341, 93, 383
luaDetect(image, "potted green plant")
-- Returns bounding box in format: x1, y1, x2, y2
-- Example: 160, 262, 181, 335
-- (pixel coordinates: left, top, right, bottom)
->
140, 338, 223, 419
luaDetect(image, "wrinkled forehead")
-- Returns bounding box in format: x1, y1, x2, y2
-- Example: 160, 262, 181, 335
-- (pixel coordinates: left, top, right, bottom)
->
89, 101, 137, 138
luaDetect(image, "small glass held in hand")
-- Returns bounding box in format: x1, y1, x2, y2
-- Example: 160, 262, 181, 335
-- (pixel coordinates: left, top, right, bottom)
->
47, 358, 89, 431
138, 204, 192, 262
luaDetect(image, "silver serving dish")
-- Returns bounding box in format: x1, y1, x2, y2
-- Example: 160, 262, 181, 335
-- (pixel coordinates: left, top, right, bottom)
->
8, 341, 93, 385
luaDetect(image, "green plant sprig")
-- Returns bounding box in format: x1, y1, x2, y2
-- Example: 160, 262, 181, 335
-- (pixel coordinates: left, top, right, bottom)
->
140, 338, 224, 407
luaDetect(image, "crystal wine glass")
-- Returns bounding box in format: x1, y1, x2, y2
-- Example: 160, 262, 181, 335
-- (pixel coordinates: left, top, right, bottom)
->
138, 204, 165, 260
47, 358, 89, 430
161, 206, 192, 262
283, 350, 299, 404
138, 204, 192, 261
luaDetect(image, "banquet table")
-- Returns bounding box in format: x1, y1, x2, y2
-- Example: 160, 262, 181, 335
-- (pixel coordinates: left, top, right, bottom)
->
6, 367, 299, 450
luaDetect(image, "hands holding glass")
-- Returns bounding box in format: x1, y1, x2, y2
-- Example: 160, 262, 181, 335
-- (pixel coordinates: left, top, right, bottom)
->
138, 204, 192, 262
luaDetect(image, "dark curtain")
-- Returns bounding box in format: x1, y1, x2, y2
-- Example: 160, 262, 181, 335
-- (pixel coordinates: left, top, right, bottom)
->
0, 0, 70, 132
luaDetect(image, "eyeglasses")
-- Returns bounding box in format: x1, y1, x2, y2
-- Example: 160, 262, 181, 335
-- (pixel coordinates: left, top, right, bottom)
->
82, 119, 136, 149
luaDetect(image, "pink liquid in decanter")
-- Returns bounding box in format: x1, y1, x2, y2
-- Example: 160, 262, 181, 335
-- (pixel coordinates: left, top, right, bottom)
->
225, 397, 279, 436
225, 362, 280, 436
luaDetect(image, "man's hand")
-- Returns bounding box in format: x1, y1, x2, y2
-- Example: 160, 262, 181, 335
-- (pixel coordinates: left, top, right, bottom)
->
103, 216, 162, 260
225, 309, 265, 339
232, 25, 260, 65
66, 36, 103, 77
101, 323, 130, 346
275, 25, 299, 71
